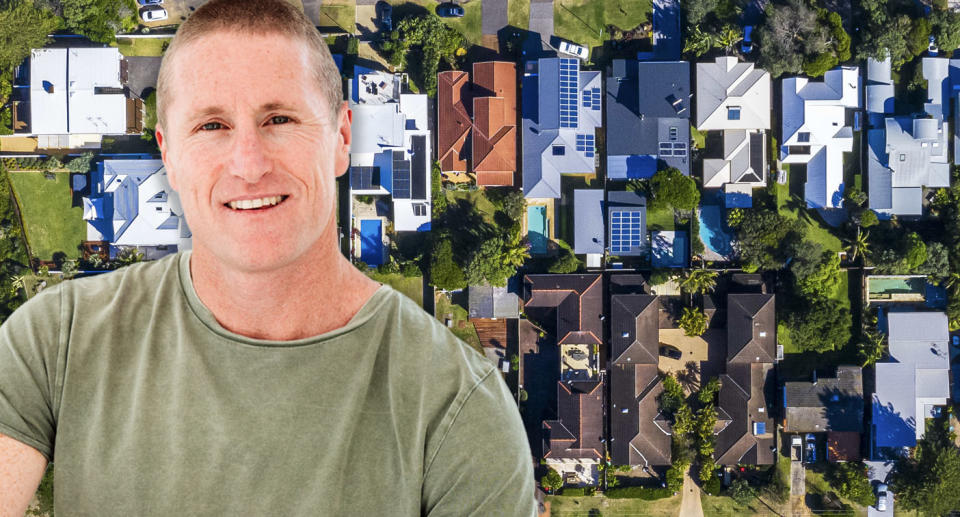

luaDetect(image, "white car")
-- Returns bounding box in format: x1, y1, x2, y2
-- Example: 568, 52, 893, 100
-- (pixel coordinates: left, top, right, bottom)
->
558, 41, 589, 60
141, 6, 168, 22
876, 483, 889, 512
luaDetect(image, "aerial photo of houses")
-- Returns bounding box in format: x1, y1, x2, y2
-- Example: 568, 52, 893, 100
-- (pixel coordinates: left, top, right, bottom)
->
2, 0, 960, 515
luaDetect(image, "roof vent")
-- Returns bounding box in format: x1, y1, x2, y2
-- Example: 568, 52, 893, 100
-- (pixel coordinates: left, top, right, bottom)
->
759, 331, 767, 337
622, 408, 629, 414
622, 331, 630, 338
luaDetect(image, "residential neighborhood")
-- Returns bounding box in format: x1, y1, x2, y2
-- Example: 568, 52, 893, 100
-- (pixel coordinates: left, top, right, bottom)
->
4, 0, 960, 515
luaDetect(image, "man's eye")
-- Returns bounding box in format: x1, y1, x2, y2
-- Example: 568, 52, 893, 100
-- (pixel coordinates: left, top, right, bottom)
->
200, 122, 222, 131
270, 115, 290, 125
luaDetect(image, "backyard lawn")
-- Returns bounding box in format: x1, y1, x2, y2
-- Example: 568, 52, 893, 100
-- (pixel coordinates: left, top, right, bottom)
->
317, 0, 356, 33
647, 205, 676, 231
772, 176, 843, 253
9, 172, 85, 261
778, 270, 851, 355
112, 37, 170, 57
553, 0, 652, 55
365, 271, 424, 306
546, 492, 682, 516
446, 189, 498, 224
508, 0, 530, 28
435, 292, 482, 352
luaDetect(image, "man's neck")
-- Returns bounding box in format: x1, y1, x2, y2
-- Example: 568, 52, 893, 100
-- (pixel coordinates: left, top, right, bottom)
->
188, 238, 381, 341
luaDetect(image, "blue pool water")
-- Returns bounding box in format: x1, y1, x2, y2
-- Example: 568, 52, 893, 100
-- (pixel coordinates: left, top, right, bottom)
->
698, 204, 735, 259
359, 219, 383, 266
527, 205, 548, 255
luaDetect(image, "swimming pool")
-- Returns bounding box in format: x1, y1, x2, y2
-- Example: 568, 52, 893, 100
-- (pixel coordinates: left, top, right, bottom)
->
698, 205, 735, 260
527, 205, 548, 255
868, 276, 925, 295
359, 219, 383, 266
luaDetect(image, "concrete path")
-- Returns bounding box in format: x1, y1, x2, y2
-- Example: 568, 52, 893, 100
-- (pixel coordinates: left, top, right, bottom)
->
790, 461, 805, 496
679, 469, 704, 517
482, 0, 508, 34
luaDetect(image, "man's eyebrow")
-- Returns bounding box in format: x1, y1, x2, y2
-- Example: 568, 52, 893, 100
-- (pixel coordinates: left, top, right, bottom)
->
188, 102, 300, 123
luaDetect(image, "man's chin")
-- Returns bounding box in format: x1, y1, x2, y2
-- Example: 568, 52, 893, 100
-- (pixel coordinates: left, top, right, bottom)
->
193, 240, 316, 275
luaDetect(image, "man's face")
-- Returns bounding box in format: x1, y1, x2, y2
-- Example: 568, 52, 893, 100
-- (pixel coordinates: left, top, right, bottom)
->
156, 30, 350, 273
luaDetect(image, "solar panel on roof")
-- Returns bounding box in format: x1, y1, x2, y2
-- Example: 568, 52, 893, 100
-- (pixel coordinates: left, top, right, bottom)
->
350, 166, 379, 190
392, 150, 411, 199
558, 58, 579, 128
610, 210, 644, 254
411, 135, 427, 199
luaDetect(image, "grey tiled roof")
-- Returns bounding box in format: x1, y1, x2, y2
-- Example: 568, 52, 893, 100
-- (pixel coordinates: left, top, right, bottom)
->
784, 366, 864, 433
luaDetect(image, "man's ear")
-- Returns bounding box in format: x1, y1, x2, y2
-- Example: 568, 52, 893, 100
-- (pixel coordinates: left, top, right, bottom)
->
156, 123, 178, 191
334, 101, 351, 178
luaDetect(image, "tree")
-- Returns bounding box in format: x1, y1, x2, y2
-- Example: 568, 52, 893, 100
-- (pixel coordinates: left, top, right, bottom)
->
682, 0, 720, 27
932, 9, 960, 52
859, 209, 879, 228
541, 468, 563, 492
785, 298, 851, 352
659, 374, 685, 413
846, 227, 870, 263
60, 259, 78, 279
698, 377, 720, 405
666, 461, 687, 491
903, 232, 927, 271
803, 52, 839, 78
728, 479, 757, 505
793, 251, 842, 298
381, 15, 466, 96
548, 247, 580, 274
430, 239, 466, 290
735, 209, 802, 271
679, 269, 717, 295
756, 0, 830, 78
858, 331, 886, 367
0, 1, 61, 72
858, 6, 913, 69
678, 307, 707, 337
891, 433, 960, 515
908, 17, 933, 57
673, 403, 695, 435
62, 0, 127, 44
465, 236, 517, 287
649, 168, 700, 212
828, 462, 875, 507
917, 241, 949, 281
66, 152, 95, 173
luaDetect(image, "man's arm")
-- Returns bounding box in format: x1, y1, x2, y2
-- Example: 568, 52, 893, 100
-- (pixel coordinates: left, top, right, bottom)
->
0, 433, 47, 517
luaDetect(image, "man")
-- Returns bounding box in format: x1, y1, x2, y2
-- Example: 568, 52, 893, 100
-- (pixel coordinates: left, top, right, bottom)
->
0, 0, 536, 515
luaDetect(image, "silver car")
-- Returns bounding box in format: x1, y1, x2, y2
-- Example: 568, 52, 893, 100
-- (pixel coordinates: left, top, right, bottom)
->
876, 483, 889, 512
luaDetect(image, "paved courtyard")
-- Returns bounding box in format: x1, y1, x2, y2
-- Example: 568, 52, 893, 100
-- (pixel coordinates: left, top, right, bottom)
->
658, 328, 726, 387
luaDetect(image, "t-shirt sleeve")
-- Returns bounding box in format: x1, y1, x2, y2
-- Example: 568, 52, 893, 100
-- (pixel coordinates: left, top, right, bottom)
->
421, 367, 537, 517
0, 287, 63, 461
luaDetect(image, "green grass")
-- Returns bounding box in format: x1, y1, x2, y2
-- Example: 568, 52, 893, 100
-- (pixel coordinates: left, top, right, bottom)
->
804, 467, 869, 516
779, 270, 851, 354
553, 0, 652, 55
365, 271, 423, 306
111, 37, 171, 57
398, 0, 483, 45
445, 190, 498, 224
647, 205, 676, 231
546, 493, 682, 516
772, 178, 843, 253
318, 0, 356, 33
691, 126, 707, 150
434, 292, 482, 352
9, 172, 85, 261
508, 0, 530, 28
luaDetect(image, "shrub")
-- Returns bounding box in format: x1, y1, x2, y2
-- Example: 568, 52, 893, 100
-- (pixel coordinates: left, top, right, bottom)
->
702, 475, 722, 496
540, 468, 562, 492
803, 52, 839, 78
649, 269, 672, 286
727, 478, 757, 505
400, 261, 421, 278
666, 462, 687, 491
559, 487, 594, 496
548, 247, 581, 274
605, 486, 672, 499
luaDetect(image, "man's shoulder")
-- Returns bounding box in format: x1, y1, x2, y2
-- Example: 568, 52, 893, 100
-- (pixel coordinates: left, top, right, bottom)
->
49, 252, 183, 309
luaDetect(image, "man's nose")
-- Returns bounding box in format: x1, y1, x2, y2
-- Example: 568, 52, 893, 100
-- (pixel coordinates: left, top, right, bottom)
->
229, 123, 272, 184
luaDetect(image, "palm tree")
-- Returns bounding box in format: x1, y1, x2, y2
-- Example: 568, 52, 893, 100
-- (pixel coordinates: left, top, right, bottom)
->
9, 275, 24, 296
679, 269, 718, 295
846, 227, 870, 263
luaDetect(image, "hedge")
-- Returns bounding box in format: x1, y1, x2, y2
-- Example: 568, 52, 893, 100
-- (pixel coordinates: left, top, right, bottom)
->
605, 486, 672, 500
559, 487, 595, 496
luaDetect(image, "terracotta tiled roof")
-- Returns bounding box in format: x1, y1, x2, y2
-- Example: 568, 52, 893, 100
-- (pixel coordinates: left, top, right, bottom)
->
437, 71, 471, 173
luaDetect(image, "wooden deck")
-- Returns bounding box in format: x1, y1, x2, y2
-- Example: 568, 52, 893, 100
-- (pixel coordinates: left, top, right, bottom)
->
472, 318, 508, 348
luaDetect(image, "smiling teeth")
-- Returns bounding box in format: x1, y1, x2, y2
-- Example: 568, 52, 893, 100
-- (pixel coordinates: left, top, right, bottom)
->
227, 196, 284, 210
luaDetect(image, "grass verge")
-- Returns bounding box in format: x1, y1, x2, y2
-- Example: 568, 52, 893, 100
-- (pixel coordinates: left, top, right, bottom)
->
508, 0, 531, 28
112, 37, 171, 57
553, 0, 652, 54
545, 492, 682, 516
318, 0, 357, 33
9, 172, 85, 261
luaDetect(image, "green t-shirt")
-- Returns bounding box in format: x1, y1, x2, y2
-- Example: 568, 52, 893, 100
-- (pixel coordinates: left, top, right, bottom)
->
0, 252, 535, 516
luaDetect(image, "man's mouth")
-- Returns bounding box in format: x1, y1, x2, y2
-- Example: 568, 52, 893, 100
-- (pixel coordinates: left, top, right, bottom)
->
225, 195, 288, 211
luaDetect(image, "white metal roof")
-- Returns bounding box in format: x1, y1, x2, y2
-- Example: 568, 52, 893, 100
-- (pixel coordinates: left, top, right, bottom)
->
695, 57, 771, 131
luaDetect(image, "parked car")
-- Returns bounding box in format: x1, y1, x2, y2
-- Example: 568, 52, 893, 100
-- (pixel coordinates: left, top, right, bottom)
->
790, 435, 802, 461
804, 433, 816, 463
741, 26, 754, 54
876, 483, 889, 511
558, 40, 589, 60
436, 2, 465, 17
141, 6, 168, 22
659, 345, 682, 360
137, 0, 162, 5
952, 335, 959, 347
376, 1, 392, 32
929, 35, 939, 56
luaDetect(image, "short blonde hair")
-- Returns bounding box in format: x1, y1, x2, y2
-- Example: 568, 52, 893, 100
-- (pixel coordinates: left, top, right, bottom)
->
156, 0, 343, 130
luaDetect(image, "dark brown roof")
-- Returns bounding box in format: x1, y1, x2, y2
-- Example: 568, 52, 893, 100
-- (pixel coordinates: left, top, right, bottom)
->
784, 366, 864, 433
543, 380, 604, 460
611, 294, 659, 365
727, 294, 776, 363
523, 274, 603, 345
610, 363, 672, 466
715, 362, 775, 466
827, 431, 861, 462
437, 71, 471, 173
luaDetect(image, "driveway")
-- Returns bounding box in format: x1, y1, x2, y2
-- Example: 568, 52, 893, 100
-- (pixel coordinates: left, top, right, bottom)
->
528, 0, 554, 51
651, 0, 681, 60
657, 328, 726, 385
679, 468, 704, 517
867, 489, 893, 517
482, 0, 508, 34
123, 56, 162, 99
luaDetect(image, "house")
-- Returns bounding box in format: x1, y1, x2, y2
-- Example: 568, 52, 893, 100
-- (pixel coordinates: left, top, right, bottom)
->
872, 312, 950, 455
783, 366, 864, 461
522, 57, 601, 199
715, 293, 776, 466
574, 189, 649, 266
609, 275, 672, 468
696, 57, 771, 208
348, 67, 431, 233
524, 274, 605, 482
437, 62, 518, 186
606, 60, 690, 180
468, 283, 521, 319
865, 56, 894, 128
82, 159, 191, 259
780, 66, 860, 209
15, 47, 142, 149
